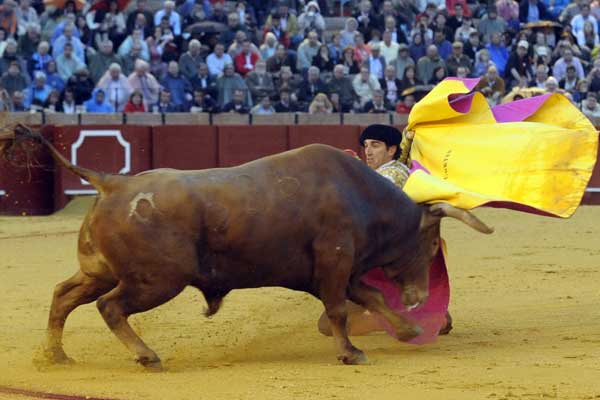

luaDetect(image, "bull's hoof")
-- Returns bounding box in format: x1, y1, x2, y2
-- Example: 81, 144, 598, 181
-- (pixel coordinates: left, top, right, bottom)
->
439, 313, 453, 335
137, 355, 163, 372
396, 325, 423, 342
33, 346, 75, 369
337, 350, 368, 365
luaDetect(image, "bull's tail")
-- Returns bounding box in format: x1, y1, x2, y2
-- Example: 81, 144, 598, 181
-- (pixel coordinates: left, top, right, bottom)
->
5, 124, 108, 192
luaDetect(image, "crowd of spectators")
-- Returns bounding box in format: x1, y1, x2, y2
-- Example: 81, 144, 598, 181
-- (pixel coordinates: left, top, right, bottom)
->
2, 0, 600, 119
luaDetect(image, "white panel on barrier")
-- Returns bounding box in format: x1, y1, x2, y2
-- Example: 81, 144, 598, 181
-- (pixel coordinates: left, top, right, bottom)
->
65, 190, 99, 195
69, 130, 131, 190
0, 190, 5, 196
586, 188, 600, 193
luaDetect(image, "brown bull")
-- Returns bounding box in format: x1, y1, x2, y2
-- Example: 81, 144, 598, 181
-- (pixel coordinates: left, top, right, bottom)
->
4, 125, 493, 370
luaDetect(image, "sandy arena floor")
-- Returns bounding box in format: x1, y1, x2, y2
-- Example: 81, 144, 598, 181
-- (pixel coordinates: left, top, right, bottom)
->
0, 198, 599, 400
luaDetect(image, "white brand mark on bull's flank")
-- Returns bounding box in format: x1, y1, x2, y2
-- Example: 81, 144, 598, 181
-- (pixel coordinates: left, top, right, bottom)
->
129, 192, 157, 222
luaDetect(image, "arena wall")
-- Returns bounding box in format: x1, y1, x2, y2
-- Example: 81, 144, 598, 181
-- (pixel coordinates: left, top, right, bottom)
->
0, 113, 598, 214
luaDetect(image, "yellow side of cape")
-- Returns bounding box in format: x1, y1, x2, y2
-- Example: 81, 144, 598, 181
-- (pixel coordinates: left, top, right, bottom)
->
402, 79, 599, 218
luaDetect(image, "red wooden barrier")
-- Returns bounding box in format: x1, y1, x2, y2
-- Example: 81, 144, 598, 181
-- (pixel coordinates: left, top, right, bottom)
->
288, 125, 362, 154
52, 125, 152, 209
0, 127, 53, 215
153, 125, 217, 170
217, 125, 288, 167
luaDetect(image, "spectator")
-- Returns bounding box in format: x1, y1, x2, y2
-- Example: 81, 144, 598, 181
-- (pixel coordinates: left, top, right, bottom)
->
189, 88, 218, 113
221, 88, 250, 113
312, 44, 335, 72
354, 0, 378, 41
61, 88, 76, 113
573, 78, 589, 104
276, 66, 300, 102
97, 63, 132, 112
89, 40, 123, 84
363, 88, 392, 112
417, 45, 446, 84
234, 39, 260, 76
410, 16, 433, 45
560, 0, 584, 24
552, 46, 585, 81
432, 65, 447, 83
124, 91, 146, 113
28, 41, 52, 77
399, 64, 423, 92
297, 30, 321, 72
221, 14, 246, 49
118, 29, 150, 62
153, 88, 182, 112
121, 44, 143, 76
56, 42, 85, 82
353, 32, 371, 65
432, 13, 453, 43
447, 3, 467, 31
377, 0, 401, 29
328, 33, 344, 64
24, 71, 52, 109
409, 32, 427, 63
530, 64, 549, 88
432, 29, 452, 60
543, 0, 569, 19
308, 92, 333, 114
216, 63, 251, 107
53, 14, 79, 44
383, 15, 407, 45
11, 91, 27, 111
298, 1, 325, 37
380, 30, 400, 65
246, 60, 275, 103
395, 92, 416, 113
17, 23, 40, 60
364, 43, 386, 80
128, 59, 161, 107
127, 11, 152, 39
505, 40, 532, 86
464, 31, 484, 60
67, 67, 95, 105
544, 76, 560, 93
533, 32, 552, 64
190, 63, 217, 98
179, 39, 204, 81
160, 61, 193, 108
559, 64, 580, 92
455, 17, 476, 43
251, 95, 276, 114
45, 61, 65, 93
43, 89, 63, 112
0, 39, 24, 76
267, 44, 296, 76
446, 41, 472, 76
84, 88, 115, 113
101, 0, 128, 47
0, 61, 29, 96
393, 43, 415, 81
341, 45, 361, 75
473, 48, 493, 77
328, 64, 356, 112
0, 1, 17, 37
519, 0, 553, 23
154, 0, 181, 37
486, 32, 509, 76
475, 65, 505, 106
340, 18, 358, 48
126, 0, 154, 33
571, 3, 598, 48
298, 66, 327, 107
16, 0, 38, 36
456, 65, 469, 78
207, 43, 233, 77
587, 58, 600, 91
259, 33, 278, 61
380, 64, 401, 105
52, 23, 85, 62
353, 65, 381, 106
578, 20, 599, 50
262, 13, 289, 49
274, 89, 297, 112
478, 5, 507, 44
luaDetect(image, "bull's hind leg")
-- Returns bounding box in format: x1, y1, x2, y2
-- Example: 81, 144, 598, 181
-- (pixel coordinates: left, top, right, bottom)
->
349, 281, 422, 341
314, 235, 367, 365
96, 279, 187, 371
38, 270, 115, 365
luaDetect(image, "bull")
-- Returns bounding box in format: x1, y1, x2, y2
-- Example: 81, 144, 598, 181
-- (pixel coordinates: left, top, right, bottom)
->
4, 125, 493, 370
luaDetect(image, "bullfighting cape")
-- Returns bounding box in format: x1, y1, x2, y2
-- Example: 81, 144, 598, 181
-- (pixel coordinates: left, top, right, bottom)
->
403, 77, 598, 218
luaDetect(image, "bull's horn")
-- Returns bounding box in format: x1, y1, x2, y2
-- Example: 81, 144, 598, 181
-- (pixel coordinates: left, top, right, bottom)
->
430, 203, 494, 234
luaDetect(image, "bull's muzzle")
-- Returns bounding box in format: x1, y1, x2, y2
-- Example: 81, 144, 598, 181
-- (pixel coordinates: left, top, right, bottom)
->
402, 285, 429, 311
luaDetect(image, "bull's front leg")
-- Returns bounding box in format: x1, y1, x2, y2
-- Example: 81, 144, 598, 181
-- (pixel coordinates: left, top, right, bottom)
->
314, 236, 367, 365
349, 281, 423, 342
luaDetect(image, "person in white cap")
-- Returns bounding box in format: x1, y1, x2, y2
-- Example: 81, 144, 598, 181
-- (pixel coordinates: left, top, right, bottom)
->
504, 39, 531, 86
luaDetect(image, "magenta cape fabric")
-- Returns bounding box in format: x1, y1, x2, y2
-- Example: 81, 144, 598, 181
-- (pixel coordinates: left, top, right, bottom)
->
360, 80, 559, 344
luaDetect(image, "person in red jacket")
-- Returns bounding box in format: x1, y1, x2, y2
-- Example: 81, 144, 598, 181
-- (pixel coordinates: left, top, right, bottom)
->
124, 91, 146, 113
234, 39, 260, 76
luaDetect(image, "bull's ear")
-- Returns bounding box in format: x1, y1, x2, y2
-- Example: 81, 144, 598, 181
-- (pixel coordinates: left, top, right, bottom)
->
429, 203, 494, 234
